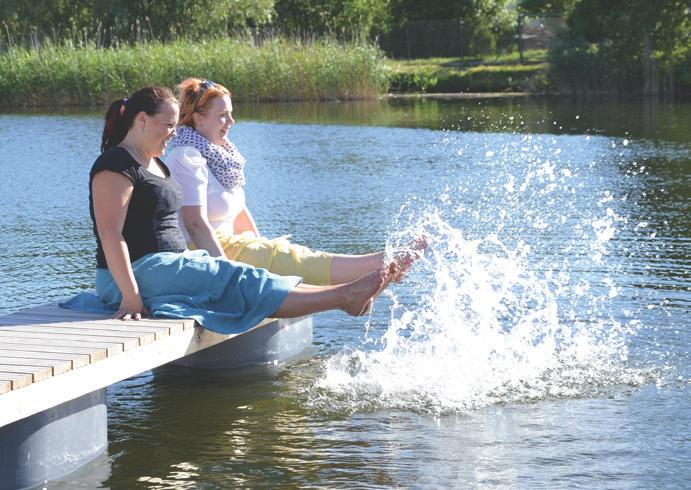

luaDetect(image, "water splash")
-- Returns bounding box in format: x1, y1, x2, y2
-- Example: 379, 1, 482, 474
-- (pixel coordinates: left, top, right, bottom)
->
309, 212, 643, 414
306, 131, 655, 415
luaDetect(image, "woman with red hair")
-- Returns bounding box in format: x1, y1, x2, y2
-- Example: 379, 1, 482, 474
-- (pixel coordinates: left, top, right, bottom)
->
166, 78, 426, 286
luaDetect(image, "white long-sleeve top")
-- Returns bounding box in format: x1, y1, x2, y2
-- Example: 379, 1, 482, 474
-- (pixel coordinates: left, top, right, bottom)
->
166, 146, 246, 243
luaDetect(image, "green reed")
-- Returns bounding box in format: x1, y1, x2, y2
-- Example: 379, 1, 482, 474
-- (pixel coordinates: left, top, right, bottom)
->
0, 38, 389, 107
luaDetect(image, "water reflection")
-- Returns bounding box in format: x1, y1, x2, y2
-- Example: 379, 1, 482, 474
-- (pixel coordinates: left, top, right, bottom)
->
232, 96, 691, 142
3, 96, 690, 141
0, 98, 689, 487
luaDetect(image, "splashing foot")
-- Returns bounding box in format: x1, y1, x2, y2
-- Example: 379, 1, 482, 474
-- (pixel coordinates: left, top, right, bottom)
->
343, 266, 392, 316
390, 234, 429, 282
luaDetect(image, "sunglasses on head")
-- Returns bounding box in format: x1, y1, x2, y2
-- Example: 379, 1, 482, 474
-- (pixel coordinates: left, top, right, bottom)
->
194, 80, 216, 111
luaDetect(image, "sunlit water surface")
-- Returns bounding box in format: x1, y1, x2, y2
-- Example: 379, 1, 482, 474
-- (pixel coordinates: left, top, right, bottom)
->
0, 97, 689, 488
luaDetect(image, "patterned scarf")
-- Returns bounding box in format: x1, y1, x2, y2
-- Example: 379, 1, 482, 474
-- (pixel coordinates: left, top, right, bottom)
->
170, 125, 246, 190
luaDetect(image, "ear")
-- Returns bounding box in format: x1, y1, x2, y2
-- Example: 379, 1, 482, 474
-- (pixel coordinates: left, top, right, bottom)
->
192, 111, 202, 127
134, 110, 148, 128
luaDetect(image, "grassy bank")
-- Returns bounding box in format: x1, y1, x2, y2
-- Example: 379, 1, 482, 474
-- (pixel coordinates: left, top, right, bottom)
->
0, 38, 388, 108
386, 50, 549, 94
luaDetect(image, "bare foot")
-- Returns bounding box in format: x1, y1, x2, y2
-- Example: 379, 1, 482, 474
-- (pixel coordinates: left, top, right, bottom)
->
390, 235, 429, 282
342, 266, 392, 316
359, 299, 373, 316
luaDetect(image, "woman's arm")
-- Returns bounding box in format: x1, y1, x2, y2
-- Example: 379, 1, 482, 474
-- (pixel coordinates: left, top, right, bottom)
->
91, 170, 149, 320
180, 205, 225, 256
233, 206, 259, 237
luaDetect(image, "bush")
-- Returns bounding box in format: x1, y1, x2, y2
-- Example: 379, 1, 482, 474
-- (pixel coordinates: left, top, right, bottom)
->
547, 34, 613, 95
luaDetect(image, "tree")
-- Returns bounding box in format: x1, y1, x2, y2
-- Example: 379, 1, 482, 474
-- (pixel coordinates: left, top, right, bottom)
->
518, 0, 577, 15
0, 0, 276, 46
274, 0, 390, 38
545, 0, 690, 93
390, 0, 509, 23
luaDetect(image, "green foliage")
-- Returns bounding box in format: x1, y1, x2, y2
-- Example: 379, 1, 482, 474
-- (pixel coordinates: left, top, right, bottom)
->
547, 34, 612, 93
518, 0, 577, 15
0, 38, 388, 107
388, 0, 516, 54
388, 70, 439, 92
0, 0, 275, 47
273, 0, 391, 38
387, 57, 547, 93
546, 0, 690, 94
390, 0, 508, 23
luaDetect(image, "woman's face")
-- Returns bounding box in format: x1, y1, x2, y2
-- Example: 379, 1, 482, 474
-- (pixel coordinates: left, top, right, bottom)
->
195, 95, 234, 145
143, 101, 179, 157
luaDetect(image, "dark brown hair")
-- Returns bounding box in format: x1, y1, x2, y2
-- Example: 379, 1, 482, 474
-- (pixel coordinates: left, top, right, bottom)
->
101, 86, 177, 153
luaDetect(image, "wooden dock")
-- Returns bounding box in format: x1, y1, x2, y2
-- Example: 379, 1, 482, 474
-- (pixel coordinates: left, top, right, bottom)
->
0, 303, 312, 488
0, 303, 261, 428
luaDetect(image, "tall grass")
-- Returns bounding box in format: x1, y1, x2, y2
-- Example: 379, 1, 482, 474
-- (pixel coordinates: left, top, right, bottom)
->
0, 38, 389, 107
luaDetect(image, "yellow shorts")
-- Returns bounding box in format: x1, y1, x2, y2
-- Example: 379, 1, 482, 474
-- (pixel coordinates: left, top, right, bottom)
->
211, 232, 333, 285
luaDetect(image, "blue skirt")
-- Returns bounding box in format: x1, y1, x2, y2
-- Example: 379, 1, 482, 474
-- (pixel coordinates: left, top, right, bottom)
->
61, 250, 301, 334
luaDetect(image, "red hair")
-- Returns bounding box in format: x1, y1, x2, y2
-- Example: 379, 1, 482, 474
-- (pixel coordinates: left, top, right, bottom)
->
177, 78, 231, 128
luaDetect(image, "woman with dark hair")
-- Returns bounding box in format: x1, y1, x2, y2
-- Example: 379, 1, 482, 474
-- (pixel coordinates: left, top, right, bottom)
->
74, 86, 400, 333
166, 78, 426, 286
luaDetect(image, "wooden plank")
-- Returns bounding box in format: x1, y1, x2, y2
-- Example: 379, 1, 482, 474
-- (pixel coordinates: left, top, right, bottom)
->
0, 350, 90, 369
0, 343, 104, 363
0, 330, 139, 351
0, 380, 10, 394
1, 310, 192, 334
46, 320, 174, 338
13, 304, 180, 322
25, 310, 198, 330
0, 325, 156, 346
0, 335, 122, 357
0, 357, 73, 376
1, 310, 159, 324
19, 304, 194, 328
0, 324, 243, 425
12, 306, 109, 319
0, 336, 111, 362
0, 312, 176, 330
0, 372, 32, 390
5, 310, 113, 322
0, 317, 175, 340
5, 306, 195, 328
0, 365, 52, 383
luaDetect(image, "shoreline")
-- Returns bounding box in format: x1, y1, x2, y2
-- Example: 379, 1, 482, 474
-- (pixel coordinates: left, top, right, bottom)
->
384, 92, 532, 100
0, 92, 537, 112
1, 91, 689, 113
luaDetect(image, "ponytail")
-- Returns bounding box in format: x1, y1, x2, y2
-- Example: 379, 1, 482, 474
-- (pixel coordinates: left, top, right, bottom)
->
101, 98, 129, 153
100, 86, 177, 154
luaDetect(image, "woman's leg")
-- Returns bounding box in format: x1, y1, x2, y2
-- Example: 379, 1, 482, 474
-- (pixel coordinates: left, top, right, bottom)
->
220, 232, 428, 285
330, 252, 386, 284
273, 266, 392, 317
330, 236, 429, 284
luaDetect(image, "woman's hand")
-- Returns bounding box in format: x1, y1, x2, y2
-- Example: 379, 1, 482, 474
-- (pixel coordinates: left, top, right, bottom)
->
114, 293, 149, 320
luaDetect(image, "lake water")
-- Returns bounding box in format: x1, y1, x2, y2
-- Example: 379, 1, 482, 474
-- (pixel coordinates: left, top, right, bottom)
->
0, 96, 689, 488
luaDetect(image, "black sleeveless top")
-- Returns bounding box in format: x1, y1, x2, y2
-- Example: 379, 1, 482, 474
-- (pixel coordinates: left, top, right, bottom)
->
89, 147, 187, 269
